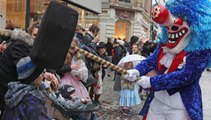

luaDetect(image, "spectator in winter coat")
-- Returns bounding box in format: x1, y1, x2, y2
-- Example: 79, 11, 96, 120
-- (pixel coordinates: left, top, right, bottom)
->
82, 24, 100, 46
112, 40, 126, 65
82, 24, 100, 75
112, 40, 127, 82
81, 24, 103, 105
97, 42, 109, 80
141, 41, 156, 57
106, 38, 113, 56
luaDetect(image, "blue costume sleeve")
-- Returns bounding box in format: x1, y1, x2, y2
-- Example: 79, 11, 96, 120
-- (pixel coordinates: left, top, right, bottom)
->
135, 45, 160, 76
150, 50, 210, 91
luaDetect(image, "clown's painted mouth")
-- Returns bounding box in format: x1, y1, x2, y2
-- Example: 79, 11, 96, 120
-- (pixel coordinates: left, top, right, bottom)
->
167, 28, 188, 48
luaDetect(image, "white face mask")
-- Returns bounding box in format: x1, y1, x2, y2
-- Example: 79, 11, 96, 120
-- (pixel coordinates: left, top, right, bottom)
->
165, 21, 191, 54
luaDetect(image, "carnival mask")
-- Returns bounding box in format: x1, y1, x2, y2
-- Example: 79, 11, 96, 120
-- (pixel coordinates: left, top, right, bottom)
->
152, 4, 190, 49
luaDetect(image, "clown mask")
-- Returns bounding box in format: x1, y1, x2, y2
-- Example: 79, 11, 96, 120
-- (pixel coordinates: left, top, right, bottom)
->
152, 4, 191, 53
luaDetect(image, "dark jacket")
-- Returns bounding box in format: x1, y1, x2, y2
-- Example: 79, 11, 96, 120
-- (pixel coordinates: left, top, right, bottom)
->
106, 41, 113, 56
98, 52, 108, 80
124, 41, 131, 54
74, 32, 84, 48
112, 45, 126, 65
2, 82, 50, 120
83, 42, 100, 74
82, 32, 94, 46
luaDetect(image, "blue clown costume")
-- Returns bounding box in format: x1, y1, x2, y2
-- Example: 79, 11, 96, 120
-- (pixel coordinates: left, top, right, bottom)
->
124, 0, 211, 120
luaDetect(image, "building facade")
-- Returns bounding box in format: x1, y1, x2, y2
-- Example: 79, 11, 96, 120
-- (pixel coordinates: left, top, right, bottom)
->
0, 0, 154, 42
0, 0, 101, 30
99, 0, 152, 42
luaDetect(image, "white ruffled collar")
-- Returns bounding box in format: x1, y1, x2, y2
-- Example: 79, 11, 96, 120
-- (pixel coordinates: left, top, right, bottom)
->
159, 37, 190, 68
160, 47, 175, 68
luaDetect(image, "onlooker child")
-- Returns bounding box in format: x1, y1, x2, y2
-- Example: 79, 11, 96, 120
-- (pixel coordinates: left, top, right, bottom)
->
119, 62, 141, 116
2, 56, 50, 120
106, 38, 113, 57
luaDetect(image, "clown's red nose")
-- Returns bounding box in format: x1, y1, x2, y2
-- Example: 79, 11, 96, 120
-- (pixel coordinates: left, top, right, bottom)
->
152, 4, 170, 25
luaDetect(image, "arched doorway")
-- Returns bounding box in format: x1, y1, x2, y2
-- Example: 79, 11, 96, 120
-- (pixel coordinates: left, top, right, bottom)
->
114, 20, 131, 41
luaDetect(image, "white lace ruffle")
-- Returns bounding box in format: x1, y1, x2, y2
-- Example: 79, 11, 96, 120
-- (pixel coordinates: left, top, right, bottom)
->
71, 57, 88, 83
160, 47, 175, 68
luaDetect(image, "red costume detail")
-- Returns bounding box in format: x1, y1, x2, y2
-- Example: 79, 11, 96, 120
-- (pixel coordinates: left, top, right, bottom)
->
152, 4, 170, 24
157, 45, 187, 73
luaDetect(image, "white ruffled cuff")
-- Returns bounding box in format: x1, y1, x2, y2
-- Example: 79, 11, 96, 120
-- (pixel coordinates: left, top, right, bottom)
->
137, 76, 151, 88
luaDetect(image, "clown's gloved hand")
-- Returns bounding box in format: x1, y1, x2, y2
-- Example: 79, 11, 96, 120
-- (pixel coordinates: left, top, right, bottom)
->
123, 69, 140, 82
137, 76, 151, 89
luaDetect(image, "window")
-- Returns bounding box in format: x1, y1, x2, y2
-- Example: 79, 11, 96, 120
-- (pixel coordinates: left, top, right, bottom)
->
102, 10, 108, 14
119, 0, 131, 3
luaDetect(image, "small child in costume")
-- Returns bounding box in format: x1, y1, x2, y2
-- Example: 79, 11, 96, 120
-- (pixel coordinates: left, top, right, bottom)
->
119, 62, 141, 116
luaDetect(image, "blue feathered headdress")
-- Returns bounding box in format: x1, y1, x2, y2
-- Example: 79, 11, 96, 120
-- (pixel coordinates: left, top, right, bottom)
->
158, 0, 211, 66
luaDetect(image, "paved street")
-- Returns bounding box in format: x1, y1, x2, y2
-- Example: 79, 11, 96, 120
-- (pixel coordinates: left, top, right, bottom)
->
97, 71, 144, 120
97, 70, 211, 120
